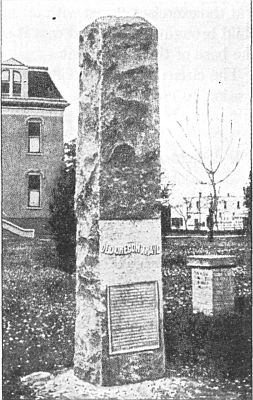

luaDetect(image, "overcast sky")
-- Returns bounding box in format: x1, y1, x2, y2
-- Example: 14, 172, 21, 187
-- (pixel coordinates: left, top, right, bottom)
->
2, 0, 251, 197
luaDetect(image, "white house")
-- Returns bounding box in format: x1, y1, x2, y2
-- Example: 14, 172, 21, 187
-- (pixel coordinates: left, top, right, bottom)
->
171, 193, 247, 231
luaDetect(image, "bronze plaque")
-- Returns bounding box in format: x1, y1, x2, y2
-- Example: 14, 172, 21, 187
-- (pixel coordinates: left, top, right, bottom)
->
107, 281, 160, 354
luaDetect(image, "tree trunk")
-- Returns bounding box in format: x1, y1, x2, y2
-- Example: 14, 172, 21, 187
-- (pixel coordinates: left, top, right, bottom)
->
213, 185, 218, 229
184, 217, 188, 231
208, 208, 214, 241
208, 176, 217, 241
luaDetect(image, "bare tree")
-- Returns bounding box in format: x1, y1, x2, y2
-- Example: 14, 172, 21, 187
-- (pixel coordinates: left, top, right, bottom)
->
173, 197, 193, 231
169, 91, 243, 241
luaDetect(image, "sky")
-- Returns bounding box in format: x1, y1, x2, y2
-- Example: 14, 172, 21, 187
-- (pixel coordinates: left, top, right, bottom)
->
2, 0, 251, 198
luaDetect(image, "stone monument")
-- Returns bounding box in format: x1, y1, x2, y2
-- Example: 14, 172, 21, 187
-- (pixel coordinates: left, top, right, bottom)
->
74, 16, 165, 386
187, 255, 236, 316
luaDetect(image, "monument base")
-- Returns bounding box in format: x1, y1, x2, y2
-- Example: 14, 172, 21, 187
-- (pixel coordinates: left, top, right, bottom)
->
74, 219, 165, 386
187, 255, 236, 316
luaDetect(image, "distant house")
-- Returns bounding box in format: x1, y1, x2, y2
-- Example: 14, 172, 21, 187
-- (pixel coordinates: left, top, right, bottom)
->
171, 193, 247, 231
2, 58, 69, 234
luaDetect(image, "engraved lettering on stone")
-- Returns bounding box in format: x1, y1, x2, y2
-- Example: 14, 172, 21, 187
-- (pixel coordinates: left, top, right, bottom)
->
101, 242, 161, 256
192, 269, 213, 314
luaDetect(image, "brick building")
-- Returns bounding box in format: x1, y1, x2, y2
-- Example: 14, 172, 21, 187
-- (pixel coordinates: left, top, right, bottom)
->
2, 58, 69, 234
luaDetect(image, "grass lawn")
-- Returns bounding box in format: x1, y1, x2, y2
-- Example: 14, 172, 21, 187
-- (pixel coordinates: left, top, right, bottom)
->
2, 238, 76, 399
2, 234, 251, 399
162, 234, 252, 310
162, 234, 252, 395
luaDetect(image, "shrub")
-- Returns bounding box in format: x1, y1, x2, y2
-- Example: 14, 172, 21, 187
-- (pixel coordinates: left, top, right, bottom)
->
49, 142, 76, 274
243, 171, 252, 236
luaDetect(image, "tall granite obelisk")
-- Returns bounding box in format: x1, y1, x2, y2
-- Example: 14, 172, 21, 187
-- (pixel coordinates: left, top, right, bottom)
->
74, 16, 165, 386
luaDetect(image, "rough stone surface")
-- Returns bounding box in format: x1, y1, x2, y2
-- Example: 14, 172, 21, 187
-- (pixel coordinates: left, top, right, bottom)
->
21, 371, 52, 384
75, 16, 164, 386
78, 16, 160, 221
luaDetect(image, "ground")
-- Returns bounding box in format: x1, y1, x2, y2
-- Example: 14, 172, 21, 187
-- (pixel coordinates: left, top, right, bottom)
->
2, 234, 252, 400
20, 369, 246, 400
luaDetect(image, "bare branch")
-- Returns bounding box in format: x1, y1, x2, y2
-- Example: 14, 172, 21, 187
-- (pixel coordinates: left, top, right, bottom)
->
216, 151, 243, 184
168, 128, 203, 165
220, 108, 224, 159
207, 90, 213, 170
214, 133, 241, 177
176, 157, 209, 185
176, 166, 203, 185
176, 121, 210, 171
196, 91, 204, 162
173, 205, 185, 218
176, 121, 200, 159
214, 120, 233, 172
213, 108, 224, 174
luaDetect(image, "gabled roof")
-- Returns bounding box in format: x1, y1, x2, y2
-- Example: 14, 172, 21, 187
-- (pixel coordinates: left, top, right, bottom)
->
2, 58, 25, 66
28, 70, 63, 99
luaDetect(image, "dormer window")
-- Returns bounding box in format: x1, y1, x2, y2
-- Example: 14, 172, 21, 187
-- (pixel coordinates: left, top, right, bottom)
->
1, 69, 22, 96
13, 71, 21, 96
1, 69, 10, 95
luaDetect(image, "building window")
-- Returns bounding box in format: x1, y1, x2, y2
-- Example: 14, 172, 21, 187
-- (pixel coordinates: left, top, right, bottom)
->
13, 71, 21, 96
237, 201, 240, 209
28, 121, 41, 153
28, 174, 40, 207
171, 218, 183, 228
1, 69, 10, 95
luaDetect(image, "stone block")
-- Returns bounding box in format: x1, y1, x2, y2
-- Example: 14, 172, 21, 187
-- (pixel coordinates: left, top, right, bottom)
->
187, 255, 236, 316
74, 16, 165, 386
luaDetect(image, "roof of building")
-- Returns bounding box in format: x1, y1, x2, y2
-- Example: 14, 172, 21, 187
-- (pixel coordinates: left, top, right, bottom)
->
2, 58, 68, 107
2, 58, 25, 66
28, 70, 63, 99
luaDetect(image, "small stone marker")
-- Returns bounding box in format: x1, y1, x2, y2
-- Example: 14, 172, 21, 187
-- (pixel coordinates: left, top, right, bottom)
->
74, 16, 165, 385
187, 255, 236, 316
